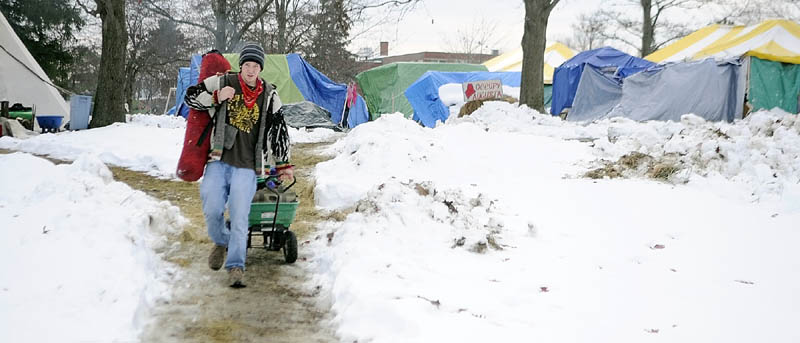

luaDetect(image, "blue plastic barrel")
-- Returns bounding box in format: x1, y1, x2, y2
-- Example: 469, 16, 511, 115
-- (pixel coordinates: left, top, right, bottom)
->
69, 95, 92, 130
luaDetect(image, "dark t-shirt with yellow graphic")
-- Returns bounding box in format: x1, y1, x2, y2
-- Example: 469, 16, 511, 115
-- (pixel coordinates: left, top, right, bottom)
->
221, 81, 265, 170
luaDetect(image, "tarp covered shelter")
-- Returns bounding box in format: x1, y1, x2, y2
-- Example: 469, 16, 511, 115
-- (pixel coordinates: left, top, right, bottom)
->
173, 55, 201, 118
174, 53, 369, 128
355, 62, 488, 119
569, 59, 744, 122
646, 19, 800, 114
281, 101, 340, 130
482, 42, 576, 84
405, 71, 523, 127
0, 10, 70, 126
550, 46, 655, 116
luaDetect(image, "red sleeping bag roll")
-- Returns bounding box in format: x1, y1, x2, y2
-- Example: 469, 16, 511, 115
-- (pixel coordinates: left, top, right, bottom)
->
175, 52, 231, 181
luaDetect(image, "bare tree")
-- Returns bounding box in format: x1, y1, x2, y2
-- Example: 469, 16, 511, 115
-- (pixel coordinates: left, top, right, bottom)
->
712, 0, 800, 25
444, 17, 501, 63
245, 0, 315, 53
571, 12, 607, 51
77, 0, 127, 128
520, 0, 560, 113
597, 0, 703, 57
141, 0, 274, 52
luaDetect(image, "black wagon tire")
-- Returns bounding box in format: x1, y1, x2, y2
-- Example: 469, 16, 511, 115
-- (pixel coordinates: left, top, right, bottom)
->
283, 230, 298, 263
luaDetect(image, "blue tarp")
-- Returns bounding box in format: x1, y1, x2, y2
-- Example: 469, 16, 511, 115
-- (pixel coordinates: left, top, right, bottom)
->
568, 65, 624, 121
286, 53, 369, 128
551, 46, 655, 116
346, 95, 369, 128
611, 59, 744, 122
405, 71, 522, 128
174, 55, 202, 118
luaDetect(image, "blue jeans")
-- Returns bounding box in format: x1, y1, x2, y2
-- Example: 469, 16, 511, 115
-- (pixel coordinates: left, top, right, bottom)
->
200, 161, 257, 270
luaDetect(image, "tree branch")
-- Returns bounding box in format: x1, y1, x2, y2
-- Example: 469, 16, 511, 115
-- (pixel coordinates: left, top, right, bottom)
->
356, 0, 416, 11
232, 0, 275, 46
140, 0, 214, 33
76, 0, 99, 17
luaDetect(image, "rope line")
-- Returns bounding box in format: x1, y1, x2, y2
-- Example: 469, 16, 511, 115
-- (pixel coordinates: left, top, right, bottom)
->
0, 43, 75, 96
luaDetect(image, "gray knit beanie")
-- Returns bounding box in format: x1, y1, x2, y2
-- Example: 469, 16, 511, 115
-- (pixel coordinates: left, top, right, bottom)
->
239, 43, 265, 70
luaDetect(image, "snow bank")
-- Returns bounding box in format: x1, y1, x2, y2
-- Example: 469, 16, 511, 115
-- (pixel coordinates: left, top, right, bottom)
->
0, 152, 185, 342
310, 103, 800, 342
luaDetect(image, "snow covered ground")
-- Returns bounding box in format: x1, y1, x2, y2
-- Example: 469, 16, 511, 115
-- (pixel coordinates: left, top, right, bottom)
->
310, 103, 800, 342
0, 152, 185, 342
2, 108, 799, 342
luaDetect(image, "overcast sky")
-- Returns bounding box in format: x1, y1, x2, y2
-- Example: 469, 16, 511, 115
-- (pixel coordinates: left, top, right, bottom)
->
349, 0, 605, 56
348, 0, 723, 57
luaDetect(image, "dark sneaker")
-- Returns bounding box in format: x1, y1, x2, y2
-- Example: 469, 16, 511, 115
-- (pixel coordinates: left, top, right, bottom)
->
228, 268, 246, 288
208, 245, 226, 271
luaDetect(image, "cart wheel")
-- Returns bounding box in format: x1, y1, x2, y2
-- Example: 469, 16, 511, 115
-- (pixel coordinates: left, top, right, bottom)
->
283, 230, 298, 263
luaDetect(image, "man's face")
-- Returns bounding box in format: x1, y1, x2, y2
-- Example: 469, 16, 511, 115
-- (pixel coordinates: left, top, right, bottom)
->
241, 61, 261, 86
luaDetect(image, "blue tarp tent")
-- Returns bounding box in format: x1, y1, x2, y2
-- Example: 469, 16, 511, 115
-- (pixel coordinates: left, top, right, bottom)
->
567, 65, 624, 121
173, 53, 369, 128
285, 54, 369, 128
612, 59, 744, 122
405, 71, 522, 128
174, 55, 202, 118
569, 59, 745, 122
550, 46, 655, 116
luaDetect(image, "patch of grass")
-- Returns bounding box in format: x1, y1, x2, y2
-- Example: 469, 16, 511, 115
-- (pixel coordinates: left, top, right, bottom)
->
184, 319, 243, 343
584, 163, 622, 179
288, 143, 337, 239
648, 162, 680, 180
619, 152, 652, 169
110, 167, 208, 243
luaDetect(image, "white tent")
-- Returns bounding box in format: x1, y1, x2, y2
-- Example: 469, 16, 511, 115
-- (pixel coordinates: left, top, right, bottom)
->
0, 10, 70, 126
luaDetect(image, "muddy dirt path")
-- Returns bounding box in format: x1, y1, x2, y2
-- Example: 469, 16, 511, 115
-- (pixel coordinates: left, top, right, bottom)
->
2, 143, 339, 342
135, 142, 338, 343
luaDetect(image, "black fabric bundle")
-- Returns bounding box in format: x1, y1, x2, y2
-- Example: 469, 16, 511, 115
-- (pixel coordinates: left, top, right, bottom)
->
265, 104, 290, 161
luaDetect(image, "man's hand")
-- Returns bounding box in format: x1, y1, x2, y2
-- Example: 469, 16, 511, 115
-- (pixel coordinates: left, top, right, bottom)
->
217, 86, 235, 102
276, 164, 294, 183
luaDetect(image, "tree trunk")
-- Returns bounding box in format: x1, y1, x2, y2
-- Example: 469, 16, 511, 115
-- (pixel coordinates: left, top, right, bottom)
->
520, 0, 554, 114
91, 0, 127, 128
640, 0, 654, 57
213, 0, 228, 51
276, 0, 288, 53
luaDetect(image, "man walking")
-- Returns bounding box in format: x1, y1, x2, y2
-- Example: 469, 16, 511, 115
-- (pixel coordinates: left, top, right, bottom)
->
185, 44, 293, 288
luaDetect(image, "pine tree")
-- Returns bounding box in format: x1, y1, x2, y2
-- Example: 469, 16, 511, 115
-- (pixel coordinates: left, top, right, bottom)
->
305, 0, 357, 83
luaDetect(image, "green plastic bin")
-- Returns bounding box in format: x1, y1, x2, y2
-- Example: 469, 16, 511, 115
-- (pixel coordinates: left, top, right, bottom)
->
8, 111, 33, 121
248, 201, 299, 227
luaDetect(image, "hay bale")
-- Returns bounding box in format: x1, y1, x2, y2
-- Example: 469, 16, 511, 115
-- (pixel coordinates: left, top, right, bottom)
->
458, 96, 518, 117
458, 99, 485, 117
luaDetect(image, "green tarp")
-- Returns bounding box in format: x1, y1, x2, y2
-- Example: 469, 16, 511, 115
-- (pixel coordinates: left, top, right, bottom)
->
749, 56, 800, 114
224, 54, 306, 104
544, 84, 553, 108
356, 62, 488, 119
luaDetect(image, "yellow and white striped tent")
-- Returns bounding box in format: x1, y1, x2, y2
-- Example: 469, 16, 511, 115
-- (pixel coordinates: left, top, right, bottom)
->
483, 42, 576, 84
646, 19, 800, 64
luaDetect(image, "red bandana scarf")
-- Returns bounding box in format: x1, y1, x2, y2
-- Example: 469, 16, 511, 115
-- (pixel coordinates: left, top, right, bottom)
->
238, 73, 264, 109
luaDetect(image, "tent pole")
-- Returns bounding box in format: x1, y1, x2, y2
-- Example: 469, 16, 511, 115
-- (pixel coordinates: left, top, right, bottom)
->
163, 87, 176, 115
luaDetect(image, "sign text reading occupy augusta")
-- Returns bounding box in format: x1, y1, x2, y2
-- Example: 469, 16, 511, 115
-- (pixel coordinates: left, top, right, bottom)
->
462, 80, 503, 101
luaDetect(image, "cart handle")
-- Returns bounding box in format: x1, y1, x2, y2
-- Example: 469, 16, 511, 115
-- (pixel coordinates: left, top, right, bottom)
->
265, 175, 296, 231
